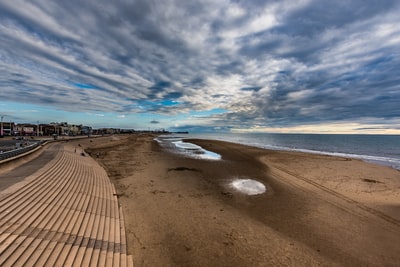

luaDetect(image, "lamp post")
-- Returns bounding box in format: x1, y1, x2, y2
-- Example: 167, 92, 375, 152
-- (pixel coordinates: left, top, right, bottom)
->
1, 115, 3, 136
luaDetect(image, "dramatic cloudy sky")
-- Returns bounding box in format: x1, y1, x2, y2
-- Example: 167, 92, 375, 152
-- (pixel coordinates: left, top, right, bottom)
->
1, 0, 399, 133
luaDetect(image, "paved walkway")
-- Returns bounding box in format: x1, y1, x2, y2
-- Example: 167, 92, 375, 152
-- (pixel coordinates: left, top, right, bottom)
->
0, 143, 133, 266
0, 143, 61, 191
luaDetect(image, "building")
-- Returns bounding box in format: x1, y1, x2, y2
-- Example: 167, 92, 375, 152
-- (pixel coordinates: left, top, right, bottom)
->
0, 122, 15, 136
14, 123, 37, 136
1, 121, 95, 137
80, 125, 92, 136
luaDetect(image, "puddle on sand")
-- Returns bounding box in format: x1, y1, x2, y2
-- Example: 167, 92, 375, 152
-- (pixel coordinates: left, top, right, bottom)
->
230, 178, 266, 195
155, 136, 221, 161
173, 141, 221, 160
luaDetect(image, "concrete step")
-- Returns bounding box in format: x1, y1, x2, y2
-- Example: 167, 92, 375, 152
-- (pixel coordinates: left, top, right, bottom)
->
0, 144, 133, 266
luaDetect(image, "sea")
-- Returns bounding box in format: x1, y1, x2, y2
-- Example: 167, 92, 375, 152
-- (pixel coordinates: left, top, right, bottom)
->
158, 133, 400, 170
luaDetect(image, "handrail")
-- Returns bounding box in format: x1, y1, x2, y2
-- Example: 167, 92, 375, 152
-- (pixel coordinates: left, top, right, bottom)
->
0, 141, 43, 161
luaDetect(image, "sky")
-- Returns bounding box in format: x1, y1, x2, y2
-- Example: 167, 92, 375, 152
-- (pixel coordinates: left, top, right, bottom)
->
1, 0, 400, 134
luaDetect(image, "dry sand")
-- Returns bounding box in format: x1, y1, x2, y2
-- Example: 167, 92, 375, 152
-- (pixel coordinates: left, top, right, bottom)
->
82, 134, 400, 266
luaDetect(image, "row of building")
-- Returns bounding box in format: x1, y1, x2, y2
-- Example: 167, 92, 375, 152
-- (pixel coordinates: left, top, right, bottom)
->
0, 122, 93, 136
1, 121, 172, 137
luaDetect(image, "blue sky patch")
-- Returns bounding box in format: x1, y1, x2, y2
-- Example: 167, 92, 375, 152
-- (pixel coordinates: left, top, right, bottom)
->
73, 83, 97, 90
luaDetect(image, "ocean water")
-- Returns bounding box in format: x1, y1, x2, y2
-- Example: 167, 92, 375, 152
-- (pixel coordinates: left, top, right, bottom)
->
180, 133, 400, 170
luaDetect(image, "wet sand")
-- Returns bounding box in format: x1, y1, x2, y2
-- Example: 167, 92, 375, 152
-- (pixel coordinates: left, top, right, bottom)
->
83, 134, 400, 266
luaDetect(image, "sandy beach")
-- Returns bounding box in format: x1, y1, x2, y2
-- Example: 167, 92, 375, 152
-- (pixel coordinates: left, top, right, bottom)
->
81, 134, 400, 266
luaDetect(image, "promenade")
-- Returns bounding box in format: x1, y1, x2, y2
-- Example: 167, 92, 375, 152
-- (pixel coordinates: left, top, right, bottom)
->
0, 142, 133, 266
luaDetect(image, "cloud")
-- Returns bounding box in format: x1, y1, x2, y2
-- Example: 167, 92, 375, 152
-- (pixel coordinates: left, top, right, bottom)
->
0, 0, 399, 132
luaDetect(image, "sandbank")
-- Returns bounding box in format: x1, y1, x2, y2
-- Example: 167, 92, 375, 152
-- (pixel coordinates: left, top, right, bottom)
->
83, 134, 400, 266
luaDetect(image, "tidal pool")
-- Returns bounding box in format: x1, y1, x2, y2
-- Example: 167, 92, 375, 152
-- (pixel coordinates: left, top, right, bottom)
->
230, 178, 266, 195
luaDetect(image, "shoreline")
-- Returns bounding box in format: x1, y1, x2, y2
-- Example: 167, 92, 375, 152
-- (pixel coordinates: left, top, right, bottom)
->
179, 133, 400, 170
84, 134, 400, 266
